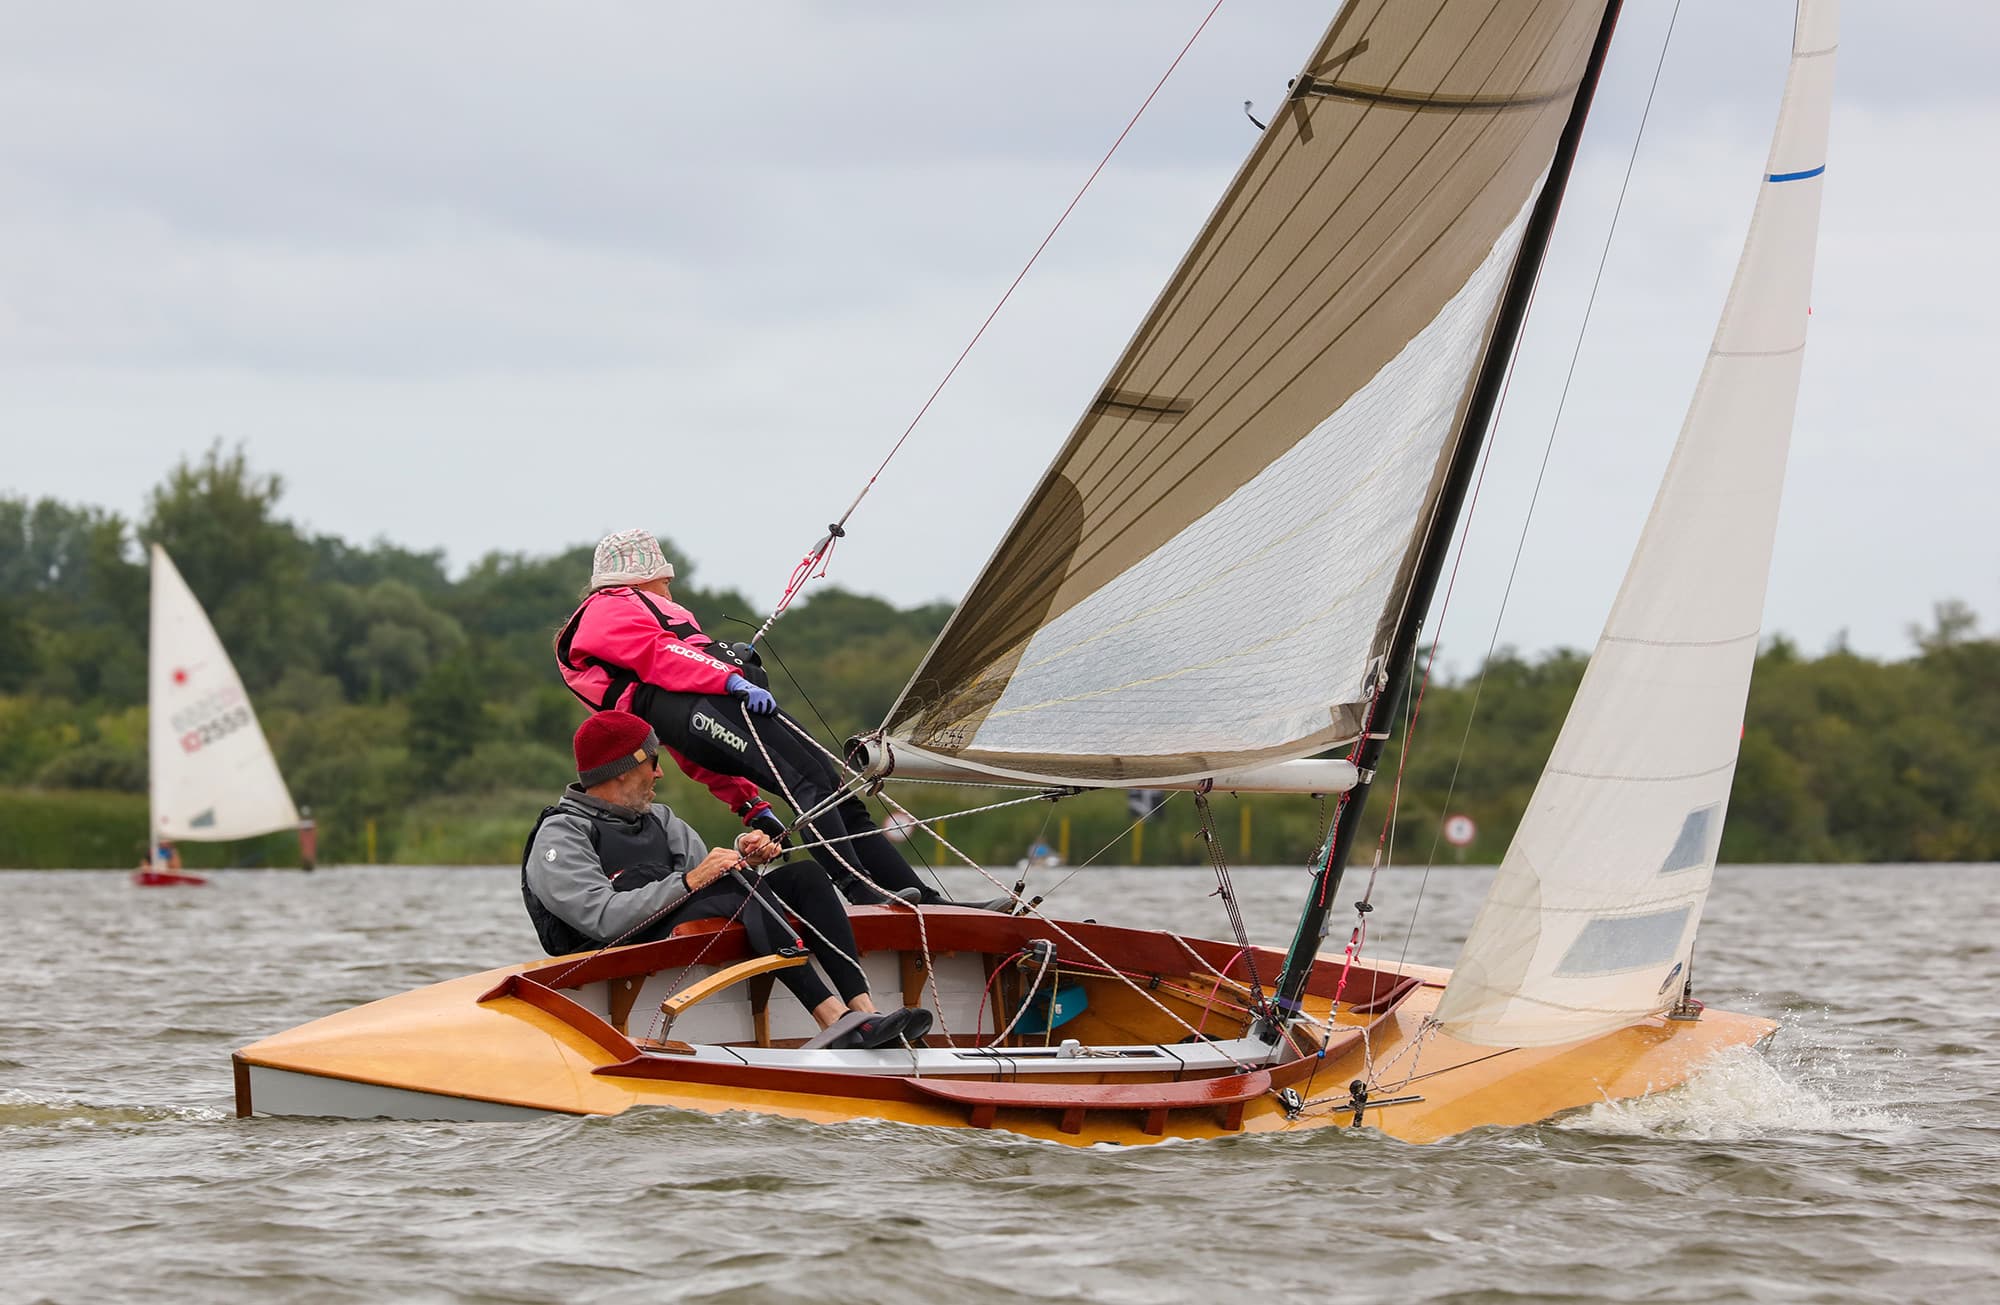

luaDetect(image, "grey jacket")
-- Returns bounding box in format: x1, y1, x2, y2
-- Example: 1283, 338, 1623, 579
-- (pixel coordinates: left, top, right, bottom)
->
524, 787, 714, 945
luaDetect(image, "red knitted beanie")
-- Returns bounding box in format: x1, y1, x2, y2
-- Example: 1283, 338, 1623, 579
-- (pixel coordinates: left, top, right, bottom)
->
573, 710, 659, 787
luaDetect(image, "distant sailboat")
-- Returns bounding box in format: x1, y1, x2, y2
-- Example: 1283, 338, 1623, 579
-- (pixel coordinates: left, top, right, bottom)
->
138, 544, 300, 886
236, 0, 1839, 1140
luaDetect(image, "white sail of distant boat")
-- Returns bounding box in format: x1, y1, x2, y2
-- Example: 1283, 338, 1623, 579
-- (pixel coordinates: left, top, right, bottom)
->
1436, 2, 1838, 1046
147, 544, 299, 854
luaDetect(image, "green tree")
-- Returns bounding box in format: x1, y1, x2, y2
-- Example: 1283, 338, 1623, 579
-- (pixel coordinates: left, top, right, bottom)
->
6, 450, 1997, 867
308, 535, 451, 593
0, 496, 145, 702
141, 442, 318, 692
0, 597, 34, 692
325, 579, 466, 702
405, 651, 500, 780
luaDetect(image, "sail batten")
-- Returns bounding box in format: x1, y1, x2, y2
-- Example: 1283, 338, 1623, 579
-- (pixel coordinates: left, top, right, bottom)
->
1068, 14, 1583, 524
1436, 0, 1839, 1048
884, 0, 1614, 786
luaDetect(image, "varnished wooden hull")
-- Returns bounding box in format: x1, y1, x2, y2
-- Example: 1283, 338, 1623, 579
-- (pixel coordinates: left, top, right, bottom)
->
234, 907, 1775, 1145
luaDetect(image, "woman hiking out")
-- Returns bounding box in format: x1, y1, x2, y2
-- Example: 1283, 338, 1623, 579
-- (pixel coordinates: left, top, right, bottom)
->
554, 528, 944, 907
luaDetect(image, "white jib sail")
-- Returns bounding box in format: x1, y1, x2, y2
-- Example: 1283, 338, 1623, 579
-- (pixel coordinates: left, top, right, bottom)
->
1434, 0, 1838, 1048
147, 544, 300, 843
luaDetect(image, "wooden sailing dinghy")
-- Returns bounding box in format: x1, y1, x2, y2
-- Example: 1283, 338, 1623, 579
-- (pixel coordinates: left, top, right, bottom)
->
140, 544, 302, 886
236, 0, 1838, 1143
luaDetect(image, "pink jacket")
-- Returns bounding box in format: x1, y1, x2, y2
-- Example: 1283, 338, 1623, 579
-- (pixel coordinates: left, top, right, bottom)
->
557, 588, 762, 815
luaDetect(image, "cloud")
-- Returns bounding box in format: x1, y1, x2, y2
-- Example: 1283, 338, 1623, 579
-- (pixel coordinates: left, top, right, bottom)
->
1, 1, 1992, 660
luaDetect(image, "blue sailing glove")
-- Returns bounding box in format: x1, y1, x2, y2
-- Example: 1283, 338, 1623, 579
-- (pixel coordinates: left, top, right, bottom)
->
726, 673, 777, 715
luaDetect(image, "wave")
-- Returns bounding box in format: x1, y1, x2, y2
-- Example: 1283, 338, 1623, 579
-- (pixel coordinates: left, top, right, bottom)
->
0, 1088, 224, 1130
1559, 1040, 1909, 1141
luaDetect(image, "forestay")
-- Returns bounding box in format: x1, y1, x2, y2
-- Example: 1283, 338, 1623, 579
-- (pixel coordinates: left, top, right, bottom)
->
148, 545, 300, 843
883, 0, 1613, 785
1436, 0, 1838, 1047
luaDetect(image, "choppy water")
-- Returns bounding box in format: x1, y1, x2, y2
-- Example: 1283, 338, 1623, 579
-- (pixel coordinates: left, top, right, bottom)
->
3, 861, 1995, 1303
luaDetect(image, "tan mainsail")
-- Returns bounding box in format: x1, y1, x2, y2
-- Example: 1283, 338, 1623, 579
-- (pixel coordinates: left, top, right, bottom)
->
885, 0, 1612, 785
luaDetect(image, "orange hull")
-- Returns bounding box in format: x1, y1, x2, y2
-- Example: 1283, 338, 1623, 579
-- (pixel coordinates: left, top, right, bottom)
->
235, 907, 1774, 1145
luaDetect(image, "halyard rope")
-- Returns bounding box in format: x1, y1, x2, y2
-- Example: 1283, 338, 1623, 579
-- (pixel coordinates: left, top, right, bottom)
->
751, 0, 1232, 640
986, 944, 1058, 1047
776, 790, 1071, 859
779, 718, 1251, 1066
739, 705, 950, 1031
1193, 784, 1265, 1009
1023, 790, 1179, 905
547, 869, 756, 992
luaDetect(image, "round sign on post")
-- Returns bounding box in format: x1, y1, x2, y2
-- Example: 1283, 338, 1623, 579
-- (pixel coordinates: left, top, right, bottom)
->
1443, 814, 1477, 848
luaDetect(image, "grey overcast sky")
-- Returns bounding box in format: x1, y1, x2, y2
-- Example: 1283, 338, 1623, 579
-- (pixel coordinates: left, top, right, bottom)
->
2, 1, 1993, 666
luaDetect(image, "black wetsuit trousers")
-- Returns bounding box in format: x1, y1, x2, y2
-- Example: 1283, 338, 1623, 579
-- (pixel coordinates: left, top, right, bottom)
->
631, 686, 933, 905
634, 861, 871, 1009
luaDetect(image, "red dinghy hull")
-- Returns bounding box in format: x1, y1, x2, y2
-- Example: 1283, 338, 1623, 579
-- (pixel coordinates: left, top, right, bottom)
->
133, 870, 209, 887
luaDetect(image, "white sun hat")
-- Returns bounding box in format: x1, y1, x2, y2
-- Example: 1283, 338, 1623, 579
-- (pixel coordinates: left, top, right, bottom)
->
590, 529, 677, 590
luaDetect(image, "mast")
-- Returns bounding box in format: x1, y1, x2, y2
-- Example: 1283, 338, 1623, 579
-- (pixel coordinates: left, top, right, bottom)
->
1268, 0, 1628, 1028
147, 546, 161, 874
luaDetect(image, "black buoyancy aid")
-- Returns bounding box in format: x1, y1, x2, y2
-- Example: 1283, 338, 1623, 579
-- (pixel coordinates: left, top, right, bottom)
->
555, 590, 768, 712
520, 802, 690, 956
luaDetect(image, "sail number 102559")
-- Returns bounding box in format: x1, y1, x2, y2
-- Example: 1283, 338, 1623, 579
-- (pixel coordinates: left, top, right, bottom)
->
181, 704, 253, 754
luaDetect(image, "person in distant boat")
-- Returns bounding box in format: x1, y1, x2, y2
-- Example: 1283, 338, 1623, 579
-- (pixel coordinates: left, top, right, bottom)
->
523, 710, 931, 1049
554, 527, 942, 908
154, 839, 182, 871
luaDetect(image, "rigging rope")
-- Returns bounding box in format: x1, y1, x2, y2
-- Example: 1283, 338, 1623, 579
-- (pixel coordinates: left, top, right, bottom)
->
783, 724, 1253, 1066
775, 789, 1070, 860
985, 943, 1058, 1047
549, 854, 822, 1021
546, 868, 750, 991
892, 795, 1252, 1067
1292, 7, 1690, 1105
718, 615, 963, 896
1193, 783, 1265, 1009
1025, 790, 1179, 909
736, 705, 945, 1024
750, 0, 1232, 641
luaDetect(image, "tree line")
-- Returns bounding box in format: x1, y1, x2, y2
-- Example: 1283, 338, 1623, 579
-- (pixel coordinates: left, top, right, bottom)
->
1, 446, 1993, 868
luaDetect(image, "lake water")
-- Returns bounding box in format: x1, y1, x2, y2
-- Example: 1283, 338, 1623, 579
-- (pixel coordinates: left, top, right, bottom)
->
3, 861, 1995, 1303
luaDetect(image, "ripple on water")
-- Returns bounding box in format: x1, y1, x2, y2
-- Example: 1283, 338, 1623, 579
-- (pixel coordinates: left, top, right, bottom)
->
2, 863, 1996, 1303
1, 1089, 226, 1131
